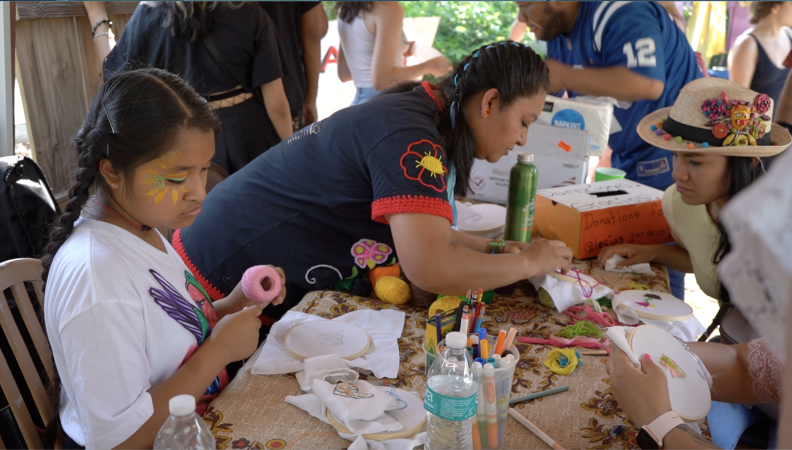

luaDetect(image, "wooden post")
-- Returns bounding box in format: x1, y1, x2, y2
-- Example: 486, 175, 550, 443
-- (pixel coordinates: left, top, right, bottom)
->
0, 2, 13, 157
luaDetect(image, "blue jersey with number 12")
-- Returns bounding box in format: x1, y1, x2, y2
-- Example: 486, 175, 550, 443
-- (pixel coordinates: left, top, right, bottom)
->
546, 1, 702, 190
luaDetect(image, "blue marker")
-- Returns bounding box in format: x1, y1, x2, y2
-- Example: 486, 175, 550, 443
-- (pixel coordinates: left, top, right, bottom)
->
478, 327, 487, 344
475, 357, 485, 366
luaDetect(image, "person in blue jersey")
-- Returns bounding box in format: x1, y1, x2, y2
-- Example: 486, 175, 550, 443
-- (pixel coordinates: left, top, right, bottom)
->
517, 1, 702, 300
517, 1, 702, 191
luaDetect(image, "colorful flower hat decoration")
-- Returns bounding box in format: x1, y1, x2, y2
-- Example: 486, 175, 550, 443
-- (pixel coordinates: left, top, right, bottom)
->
637, 78, 790, 157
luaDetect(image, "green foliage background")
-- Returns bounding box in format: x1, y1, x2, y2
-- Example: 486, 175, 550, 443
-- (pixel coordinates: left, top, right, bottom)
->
324, 2, 536, 65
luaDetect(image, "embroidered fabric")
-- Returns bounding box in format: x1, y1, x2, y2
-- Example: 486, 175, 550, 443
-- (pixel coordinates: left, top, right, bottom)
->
747, 338, 784, 403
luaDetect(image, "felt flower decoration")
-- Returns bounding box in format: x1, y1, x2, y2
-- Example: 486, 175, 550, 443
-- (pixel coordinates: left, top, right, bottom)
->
351, 239, 393, 269
400, 139, 448, 193
754, 94, 771, 115
701, 97, 725, 120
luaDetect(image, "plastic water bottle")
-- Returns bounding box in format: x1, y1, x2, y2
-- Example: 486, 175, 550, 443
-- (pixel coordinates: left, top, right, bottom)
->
425, 331, 479, 450
153, 395, 216, 450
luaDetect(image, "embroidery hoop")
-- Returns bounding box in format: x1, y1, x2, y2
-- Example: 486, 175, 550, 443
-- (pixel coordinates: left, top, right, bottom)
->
283, 321, 371, 361
627, 325, 711, 422
325, 387, 427, 441
615, 290, 694, 322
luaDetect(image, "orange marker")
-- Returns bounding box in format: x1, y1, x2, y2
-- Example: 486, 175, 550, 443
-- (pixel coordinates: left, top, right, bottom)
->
472, 421, 482, 450
493, 330, 507, 356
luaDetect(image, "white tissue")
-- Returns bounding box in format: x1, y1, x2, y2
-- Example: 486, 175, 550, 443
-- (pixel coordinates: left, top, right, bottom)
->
604, 254, 655, 276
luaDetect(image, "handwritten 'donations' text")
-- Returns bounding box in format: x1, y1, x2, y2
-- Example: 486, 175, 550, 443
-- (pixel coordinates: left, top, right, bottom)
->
581, 202, 669, 255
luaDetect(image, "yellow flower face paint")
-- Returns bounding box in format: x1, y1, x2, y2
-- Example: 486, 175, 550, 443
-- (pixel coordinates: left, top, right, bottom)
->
142, 151, 189, 204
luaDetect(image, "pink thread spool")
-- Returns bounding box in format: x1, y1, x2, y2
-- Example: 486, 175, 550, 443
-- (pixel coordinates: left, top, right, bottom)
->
242, 266, 282, 304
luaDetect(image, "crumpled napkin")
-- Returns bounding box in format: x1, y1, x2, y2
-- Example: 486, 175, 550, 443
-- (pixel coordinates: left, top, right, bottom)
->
285, 391, 426, 450
252, 309, 405, 379
312, 379, 400, 432
611, 295, 706, 342
529, 273, 614, 312
603, 254, 655, 276
295, 354, 361, 392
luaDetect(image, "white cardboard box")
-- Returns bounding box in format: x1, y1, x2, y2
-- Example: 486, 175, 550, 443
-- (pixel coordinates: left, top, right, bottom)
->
467, 124, 588, 205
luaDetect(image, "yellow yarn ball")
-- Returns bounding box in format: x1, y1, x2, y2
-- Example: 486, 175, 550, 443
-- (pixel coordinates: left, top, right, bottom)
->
369, 264, 401, 289
429, 295, 464, 317
543, 348, 579, 375
374, 276, 410, 305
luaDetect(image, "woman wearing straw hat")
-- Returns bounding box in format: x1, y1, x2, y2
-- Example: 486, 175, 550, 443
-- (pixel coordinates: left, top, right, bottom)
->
602, 77, 789, 450
598, 77, 789, 311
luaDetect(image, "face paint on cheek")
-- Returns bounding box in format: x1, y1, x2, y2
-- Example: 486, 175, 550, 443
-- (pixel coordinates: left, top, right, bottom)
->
141, 150, 189, 205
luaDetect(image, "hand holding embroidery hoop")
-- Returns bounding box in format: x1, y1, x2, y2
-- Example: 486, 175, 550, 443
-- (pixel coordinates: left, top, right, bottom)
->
626, 325, 711, 422
242, 265, 282, 304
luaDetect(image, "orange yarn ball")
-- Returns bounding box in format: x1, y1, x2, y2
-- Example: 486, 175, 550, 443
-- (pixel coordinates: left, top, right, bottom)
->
369, 264, 401, 288
374, 276, 410, 305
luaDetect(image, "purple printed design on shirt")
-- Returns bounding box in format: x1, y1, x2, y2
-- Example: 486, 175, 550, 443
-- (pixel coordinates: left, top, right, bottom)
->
148, 269, 211, 344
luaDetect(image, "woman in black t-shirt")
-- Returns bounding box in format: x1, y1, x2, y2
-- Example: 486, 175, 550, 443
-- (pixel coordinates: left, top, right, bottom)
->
104, 2, 293, 174
175, 41, 574, 320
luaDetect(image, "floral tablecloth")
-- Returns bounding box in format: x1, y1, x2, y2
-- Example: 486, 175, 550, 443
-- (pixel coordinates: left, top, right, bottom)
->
203, 262, 709, 449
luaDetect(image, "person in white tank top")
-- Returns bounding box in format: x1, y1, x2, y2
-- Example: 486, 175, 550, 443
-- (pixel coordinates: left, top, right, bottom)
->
335, 1, 452, 105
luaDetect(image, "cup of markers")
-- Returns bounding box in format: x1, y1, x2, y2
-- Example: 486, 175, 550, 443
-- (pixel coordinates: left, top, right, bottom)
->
428, 328, 520, 449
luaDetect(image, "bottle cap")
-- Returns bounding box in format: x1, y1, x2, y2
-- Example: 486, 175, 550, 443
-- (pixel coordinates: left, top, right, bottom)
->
517, 153, 534, 164
445, 331, 467, 349
168, 395, 196, 416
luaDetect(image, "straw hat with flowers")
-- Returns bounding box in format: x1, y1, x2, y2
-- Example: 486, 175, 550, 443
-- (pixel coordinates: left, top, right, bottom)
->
637, 77, 790, 156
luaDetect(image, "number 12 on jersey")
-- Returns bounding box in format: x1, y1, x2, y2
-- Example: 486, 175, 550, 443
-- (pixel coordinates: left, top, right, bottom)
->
623, 37, 657, 68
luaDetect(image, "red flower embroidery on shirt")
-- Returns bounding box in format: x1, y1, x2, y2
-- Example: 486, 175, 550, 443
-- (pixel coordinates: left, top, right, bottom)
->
399, 140, 448, 193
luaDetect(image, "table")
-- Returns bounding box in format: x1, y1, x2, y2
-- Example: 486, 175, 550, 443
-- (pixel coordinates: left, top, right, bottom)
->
203, 262, 709, 450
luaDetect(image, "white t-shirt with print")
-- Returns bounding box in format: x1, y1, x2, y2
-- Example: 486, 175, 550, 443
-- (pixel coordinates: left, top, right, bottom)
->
44, 218, 215, 449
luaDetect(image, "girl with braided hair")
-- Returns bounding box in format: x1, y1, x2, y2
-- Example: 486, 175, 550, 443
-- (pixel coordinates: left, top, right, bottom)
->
176, 41, 573, 321
42, 68, 286, 449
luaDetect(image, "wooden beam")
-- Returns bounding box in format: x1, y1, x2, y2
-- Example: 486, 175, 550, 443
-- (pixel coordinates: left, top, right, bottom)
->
17, 1, 138, 21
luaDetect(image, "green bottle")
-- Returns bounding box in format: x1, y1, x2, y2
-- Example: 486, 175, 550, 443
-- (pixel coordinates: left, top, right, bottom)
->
504, 153, 538, 243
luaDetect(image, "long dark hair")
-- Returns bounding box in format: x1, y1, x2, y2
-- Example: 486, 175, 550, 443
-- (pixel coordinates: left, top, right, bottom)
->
712, 154, 774, 304
157, 1, 245, 42
439, 41, 548, 196
41, 68, 219, 445
334, 1, 374, 24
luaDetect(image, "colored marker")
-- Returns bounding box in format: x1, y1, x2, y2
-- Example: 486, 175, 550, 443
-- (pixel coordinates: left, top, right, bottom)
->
474, 362, 487, 449
509, 386, 570, 405
502, 328, 518, 353
508, 408, 565, 450
478, 327, 487, 344
493, 330, 507, 356
486, 357, 497, 368
475, 357, 485, 365
484, 364, 498, 448
481, 339, 489, 360
474, 306, 486, 333
471, 335, 479, 345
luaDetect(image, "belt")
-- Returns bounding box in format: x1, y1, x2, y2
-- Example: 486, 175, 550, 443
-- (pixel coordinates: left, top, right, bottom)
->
207, 88, 253, 110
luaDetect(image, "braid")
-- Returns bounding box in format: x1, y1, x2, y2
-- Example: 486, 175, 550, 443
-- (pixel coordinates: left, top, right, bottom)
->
439, 40, 548, 196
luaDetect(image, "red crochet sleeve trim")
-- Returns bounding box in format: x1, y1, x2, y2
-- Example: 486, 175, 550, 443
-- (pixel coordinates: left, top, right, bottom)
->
421, 81, 443, 111
172, 229, 226, 302
372, 195, 453, 225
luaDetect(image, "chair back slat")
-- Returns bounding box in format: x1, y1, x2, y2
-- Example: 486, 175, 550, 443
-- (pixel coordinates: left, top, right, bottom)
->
11, 281, 54, 381
0, 291, 53, 424
0, 348, 43, 448
0, 258, 54, 443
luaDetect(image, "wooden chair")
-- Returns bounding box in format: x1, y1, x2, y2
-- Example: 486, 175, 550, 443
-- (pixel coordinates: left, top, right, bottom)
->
0, 258, 54, 449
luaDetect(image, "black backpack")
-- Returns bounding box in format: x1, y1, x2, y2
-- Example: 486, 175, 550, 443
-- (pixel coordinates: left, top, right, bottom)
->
0, 156, 60, 261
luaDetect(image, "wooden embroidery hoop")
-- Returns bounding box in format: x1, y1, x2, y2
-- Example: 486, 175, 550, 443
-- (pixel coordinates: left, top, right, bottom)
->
615, 290, 694, 322
626, 325, 711, 422
548, 269, 601, 286
325, 387, 427, 441
283, 321, 371, 361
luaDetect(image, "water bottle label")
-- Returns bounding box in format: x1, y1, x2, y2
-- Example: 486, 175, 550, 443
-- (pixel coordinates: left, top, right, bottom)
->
424, 386, 477, 421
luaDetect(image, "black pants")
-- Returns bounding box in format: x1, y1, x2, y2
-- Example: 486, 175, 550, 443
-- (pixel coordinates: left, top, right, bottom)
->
212, 98, 280, 175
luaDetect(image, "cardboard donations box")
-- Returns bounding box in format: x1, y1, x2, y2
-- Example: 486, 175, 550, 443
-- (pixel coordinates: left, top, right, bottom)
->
468, 124, 588, 204
535, 179, 673, 259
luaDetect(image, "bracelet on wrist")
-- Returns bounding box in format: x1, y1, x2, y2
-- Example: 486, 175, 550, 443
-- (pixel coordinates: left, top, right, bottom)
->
92, 31, 110, 42
486, 239, 506, 254
91, 18, 113, 39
